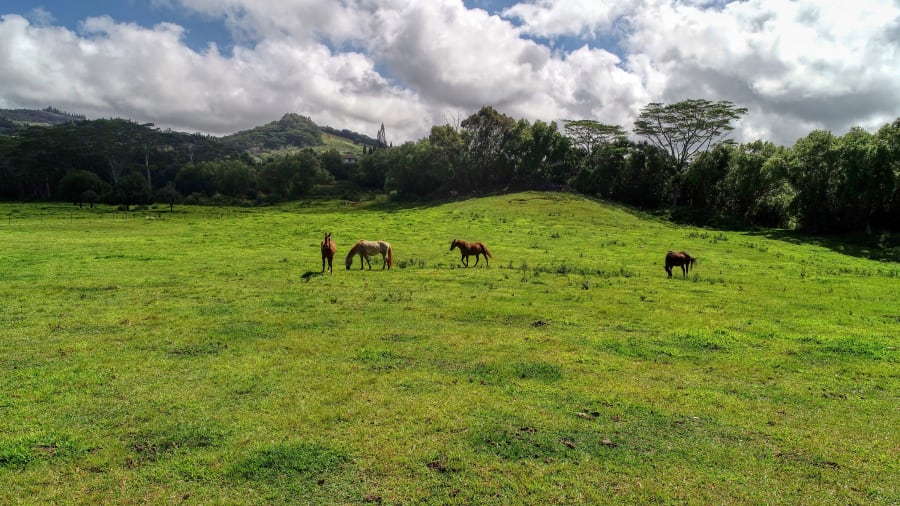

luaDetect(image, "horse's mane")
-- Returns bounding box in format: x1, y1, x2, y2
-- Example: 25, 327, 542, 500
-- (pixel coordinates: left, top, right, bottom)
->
345, 242, 360, 260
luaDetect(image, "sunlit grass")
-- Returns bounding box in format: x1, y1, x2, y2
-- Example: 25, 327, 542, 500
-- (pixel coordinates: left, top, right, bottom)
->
0, 193, 897, 504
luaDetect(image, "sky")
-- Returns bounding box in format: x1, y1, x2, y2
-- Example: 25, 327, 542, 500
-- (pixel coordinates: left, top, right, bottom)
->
0, 0, 898, 147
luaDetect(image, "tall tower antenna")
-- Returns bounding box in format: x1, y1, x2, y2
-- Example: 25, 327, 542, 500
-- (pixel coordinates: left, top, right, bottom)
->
376, 123, 387, 148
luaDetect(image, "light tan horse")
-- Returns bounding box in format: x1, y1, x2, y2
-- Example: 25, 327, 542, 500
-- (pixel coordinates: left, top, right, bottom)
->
345, 240, 393, 270
450, 239, 493, 267
321, 232, 336, 274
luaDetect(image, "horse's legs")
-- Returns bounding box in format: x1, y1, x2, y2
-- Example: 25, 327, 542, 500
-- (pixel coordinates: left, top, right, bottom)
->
681, 265, 687, 278
327, 257, 333, 274
381, 253, 387, 270
473, 254, 480, 267
364, 255, 372, 270
461, 255, 468, 267
665, 265, 672, 278
322, 255, 326, 273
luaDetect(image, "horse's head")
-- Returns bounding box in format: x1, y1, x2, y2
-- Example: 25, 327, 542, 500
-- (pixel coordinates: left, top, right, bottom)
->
450, 239, 458, 251
325, 232, 331, 242
345, 253, 353, 270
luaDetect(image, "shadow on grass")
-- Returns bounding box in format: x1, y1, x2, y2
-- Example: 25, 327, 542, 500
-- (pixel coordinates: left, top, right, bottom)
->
620, 203, 899, 263
746, 229, 900, 263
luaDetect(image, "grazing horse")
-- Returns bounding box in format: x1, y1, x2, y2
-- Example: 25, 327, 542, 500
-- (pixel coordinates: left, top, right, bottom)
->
450, 239, 493, 267
345, 240, 393, 270
321, 232, 336, 274
665, 251, 697, 278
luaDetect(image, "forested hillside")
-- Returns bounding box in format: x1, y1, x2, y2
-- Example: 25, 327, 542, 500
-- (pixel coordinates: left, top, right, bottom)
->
0, 102, 897, 235
0, 110, 372, 207
221, 113, 323, 152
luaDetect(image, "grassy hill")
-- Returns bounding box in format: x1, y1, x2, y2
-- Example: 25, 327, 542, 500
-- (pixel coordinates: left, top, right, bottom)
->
317, 131, 367, 155
0, 193, 896, 504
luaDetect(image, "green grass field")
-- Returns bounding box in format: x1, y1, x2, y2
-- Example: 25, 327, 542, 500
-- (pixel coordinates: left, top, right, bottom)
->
1, 193, 897, 504
317, 132, 366, 155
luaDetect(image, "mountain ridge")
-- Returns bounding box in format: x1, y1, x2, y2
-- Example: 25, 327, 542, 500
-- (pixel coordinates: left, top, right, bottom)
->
0, 108, 375, 153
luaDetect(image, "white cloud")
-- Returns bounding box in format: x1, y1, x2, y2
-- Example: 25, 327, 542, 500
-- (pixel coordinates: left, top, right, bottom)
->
1, 0, 897, 146
502, 0, 639, 38
26, 7, 56, 26
506, 0, 900, 144
0, 11, 427, 140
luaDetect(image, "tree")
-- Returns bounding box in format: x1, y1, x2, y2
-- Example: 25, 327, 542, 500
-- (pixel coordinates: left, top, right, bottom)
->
354, 147, 391, 190
320, 149, 347, 180
58, 170, 105, 208
834, 127, 895, 230
718, 141, 777, 219
509, 119, 573, 186
211, 160, 255, 198
789, 130, 840, 231
137, 123, 159, 193
634, 99, 747, 205
876, 119, 900, 230
461, 106, 516, 190
683, 143, 732, 210
751, 150, 796, 228
175, 163, 215, 197
385, 141, 446, 199
614, 142, 674, 209
563, 120, 627, 155
429, 124, 464, 194
117, 172, 150, 210
564, 120, 628, 197
258, 150, 331, 199
155, 182, 181, 212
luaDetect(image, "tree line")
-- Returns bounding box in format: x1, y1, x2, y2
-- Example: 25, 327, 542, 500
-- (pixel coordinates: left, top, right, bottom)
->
0, 101, 897, 233
364, 102, 898, 233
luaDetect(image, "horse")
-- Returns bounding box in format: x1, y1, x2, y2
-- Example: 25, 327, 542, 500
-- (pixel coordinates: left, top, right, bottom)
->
345, 240, 393, 270
665, 251, 697, 278
450, 239, 493, 267
321, 232, 336, 274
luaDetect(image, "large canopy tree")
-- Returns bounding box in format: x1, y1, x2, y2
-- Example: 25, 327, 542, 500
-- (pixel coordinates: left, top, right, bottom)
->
634, 99, 747, 204
563, 120, 627, 154
564, 120, 629, 197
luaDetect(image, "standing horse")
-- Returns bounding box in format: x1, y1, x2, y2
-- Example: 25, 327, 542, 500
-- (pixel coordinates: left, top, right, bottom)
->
665, 251, 696, 278
345, 240, 393, 270
450, 239, 493, 267
321, 232, 336, 274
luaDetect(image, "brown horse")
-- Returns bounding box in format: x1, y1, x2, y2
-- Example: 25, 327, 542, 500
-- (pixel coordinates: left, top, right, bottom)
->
321, 232, 336, 274
345, 240, 393, 270
665, 251, 696, 278
450, 239, 493, 267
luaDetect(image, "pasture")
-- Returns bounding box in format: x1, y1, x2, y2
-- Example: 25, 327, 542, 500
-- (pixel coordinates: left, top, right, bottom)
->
0, 193, 897, 504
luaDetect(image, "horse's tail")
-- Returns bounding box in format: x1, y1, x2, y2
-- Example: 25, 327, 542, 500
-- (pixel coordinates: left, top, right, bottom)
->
386, 244, 393, 268
482, 244, 493, 258
689, 256, 697, 272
